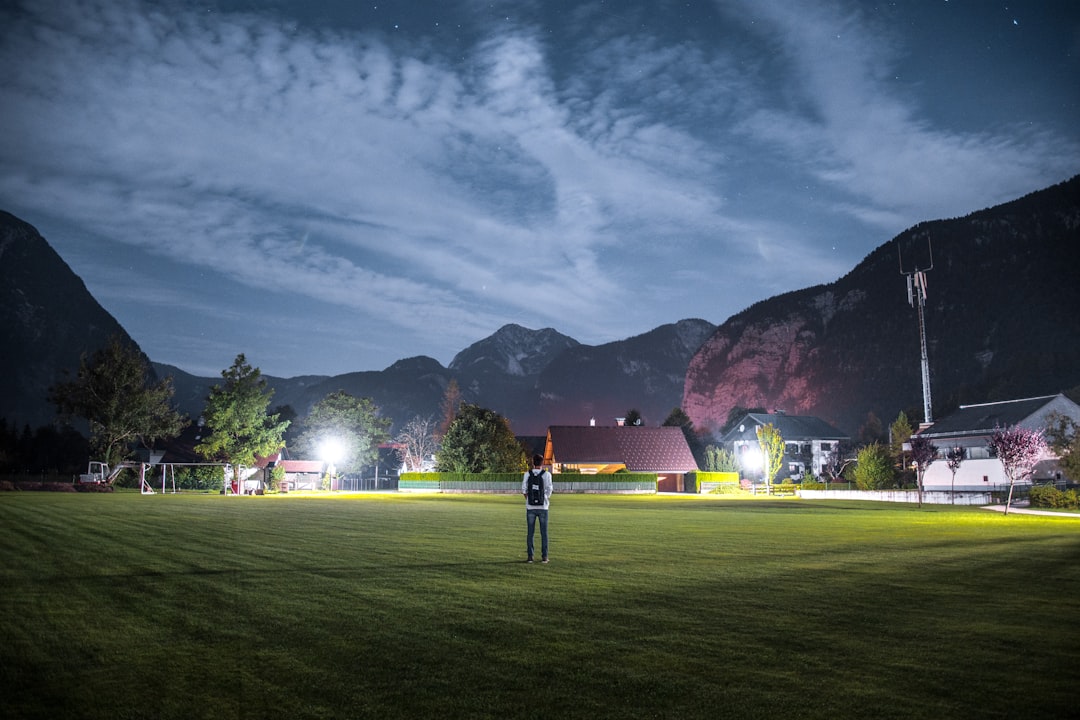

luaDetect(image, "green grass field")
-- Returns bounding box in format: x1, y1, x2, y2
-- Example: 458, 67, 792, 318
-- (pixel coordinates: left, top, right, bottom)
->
2, 492, 1078, 719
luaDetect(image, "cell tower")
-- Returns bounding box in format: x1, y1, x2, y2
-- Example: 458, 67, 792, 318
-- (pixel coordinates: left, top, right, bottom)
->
899, 238, 933, 425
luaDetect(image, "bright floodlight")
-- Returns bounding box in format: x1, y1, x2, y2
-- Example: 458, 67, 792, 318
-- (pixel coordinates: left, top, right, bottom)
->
320, 437, 345, 465
741, 447, 763, 472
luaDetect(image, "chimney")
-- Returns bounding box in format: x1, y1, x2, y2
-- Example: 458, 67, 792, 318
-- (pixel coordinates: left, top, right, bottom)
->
615, 417, 625, 426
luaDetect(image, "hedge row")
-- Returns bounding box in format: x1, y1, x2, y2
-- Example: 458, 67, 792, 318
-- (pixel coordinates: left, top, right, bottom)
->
0, 481, 115, 492
691, 471, 740, 494
398, 472, 658, 494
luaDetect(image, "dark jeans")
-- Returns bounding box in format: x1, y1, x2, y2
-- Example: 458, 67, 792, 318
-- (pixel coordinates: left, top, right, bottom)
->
526, 508, 548, 559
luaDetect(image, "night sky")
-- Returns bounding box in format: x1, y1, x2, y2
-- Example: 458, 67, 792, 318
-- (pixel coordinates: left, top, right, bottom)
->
2, 0, 1077, 378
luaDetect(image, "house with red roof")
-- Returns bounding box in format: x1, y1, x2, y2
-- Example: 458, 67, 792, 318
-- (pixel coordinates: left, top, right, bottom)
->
543, 425, 699, 492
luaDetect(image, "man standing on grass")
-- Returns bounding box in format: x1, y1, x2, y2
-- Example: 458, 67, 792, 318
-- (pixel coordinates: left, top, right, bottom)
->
522, 454, 552, 563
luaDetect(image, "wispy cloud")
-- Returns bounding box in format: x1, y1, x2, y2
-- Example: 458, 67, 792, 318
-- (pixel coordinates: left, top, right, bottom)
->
722, 0, 1079, 224
0, 0, 1075, 376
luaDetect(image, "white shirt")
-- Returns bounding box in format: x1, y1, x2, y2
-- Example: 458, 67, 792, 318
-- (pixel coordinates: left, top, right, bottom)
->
522, 468, 552, 510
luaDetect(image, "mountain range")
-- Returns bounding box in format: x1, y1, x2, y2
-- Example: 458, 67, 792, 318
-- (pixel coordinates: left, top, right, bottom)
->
684, 175, 1080, 435
2, 174, 1078, 442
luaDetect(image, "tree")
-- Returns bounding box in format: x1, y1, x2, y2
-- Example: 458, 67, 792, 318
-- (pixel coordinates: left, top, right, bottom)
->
890, 411, 913, 470
820, 441, 855, 484
438, 379, 463, 439
395, 415, 439, 472
988, 425, 1048, 515
854, 442, 894, 490
49, 335, 186, 467
945, 447, 964, 503
1044, 411, 1080, 482
293, 391, 390, 475
624, 409, 643, 426
859, 412, 885, 446
436, 403, 526, 473
755, 423, 785, 491
704, 445, 739, 473
196, 354, 289, 494
908, 435, 937, 508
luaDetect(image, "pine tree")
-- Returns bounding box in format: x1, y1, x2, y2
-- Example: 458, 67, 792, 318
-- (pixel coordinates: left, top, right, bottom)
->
197, 354, 288, 494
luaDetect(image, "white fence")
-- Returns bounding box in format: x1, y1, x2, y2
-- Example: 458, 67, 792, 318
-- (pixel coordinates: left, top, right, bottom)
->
798, 489, 1002, 505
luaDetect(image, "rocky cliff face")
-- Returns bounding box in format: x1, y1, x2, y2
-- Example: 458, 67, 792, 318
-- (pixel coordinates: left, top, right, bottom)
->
0, 211, 138, 429
684, 175, 1080, 436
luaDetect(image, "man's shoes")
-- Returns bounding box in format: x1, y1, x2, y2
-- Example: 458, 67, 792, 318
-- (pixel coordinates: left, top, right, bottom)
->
542, 557, 549, 564
527, 557, 534, 563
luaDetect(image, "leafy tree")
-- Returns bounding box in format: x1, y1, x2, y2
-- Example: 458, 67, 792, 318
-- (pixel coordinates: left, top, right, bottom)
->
49, 335, 187, 467
704, 445, 739, 473
438, 379, 463, 438
945, 446, 964, 502
908, 435, 937, 508
1044, 411, 1080, 482
293, 391, 390, 475
196, 354, 289, 494
755, 423, 785, 490
395, 415, 439, 472
624, 409, 643, 426
436, 403, 525, 473
988, 425, 1048, 515
854, 442, 894, 490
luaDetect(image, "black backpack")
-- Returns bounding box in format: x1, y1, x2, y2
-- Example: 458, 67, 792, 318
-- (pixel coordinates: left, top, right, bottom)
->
527, 470, 545, 505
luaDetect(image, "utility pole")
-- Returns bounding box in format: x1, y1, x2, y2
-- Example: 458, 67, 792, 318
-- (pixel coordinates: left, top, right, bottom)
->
899, 238, 933, 425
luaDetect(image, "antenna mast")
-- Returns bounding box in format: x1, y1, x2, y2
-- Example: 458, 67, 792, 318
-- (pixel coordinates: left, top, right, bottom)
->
899, 238, 934, 425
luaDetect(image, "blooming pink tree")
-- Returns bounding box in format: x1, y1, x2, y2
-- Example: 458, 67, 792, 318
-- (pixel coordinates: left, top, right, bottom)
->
909, 435, 937, 508
988, 426, 1048, 515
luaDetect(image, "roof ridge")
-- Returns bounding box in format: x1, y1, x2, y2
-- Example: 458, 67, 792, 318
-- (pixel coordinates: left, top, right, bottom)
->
957, 394, 1059, 410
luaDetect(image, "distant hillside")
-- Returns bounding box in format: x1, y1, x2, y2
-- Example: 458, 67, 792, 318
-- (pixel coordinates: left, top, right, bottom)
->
0, 211, 141, 429
536, 319, 717, 430
154, 321, 714, 437
683, 175, 1080, 435
7, 174, 1078, 445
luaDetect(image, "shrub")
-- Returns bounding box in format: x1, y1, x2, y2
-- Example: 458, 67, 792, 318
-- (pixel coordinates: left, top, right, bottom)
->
1029, 484, 1079, 510
854, 443, 894, 490
708, 482, 747, 495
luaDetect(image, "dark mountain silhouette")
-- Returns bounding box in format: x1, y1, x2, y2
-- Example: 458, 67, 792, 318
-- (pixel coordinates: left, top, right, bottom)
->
0, 211, 141, 429
5, 174, 1078, 448
156, 321, 713, 437
448, 324, 581, 431
683, 175, 1080, 436
535, 319, 717, 430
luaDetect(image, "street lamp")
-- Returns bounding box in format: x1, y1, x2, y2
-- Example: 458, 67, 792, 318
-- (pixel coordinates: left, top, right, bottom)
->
320, 438, 345, 491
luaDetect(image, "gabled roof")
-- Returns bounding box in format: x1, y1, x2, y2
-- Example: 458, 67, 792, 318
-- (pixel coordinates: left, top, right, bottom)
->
917, 394, 1079, 439
280, 460, 324, 473
720, 413, 849, 443
547, 426, 698, 472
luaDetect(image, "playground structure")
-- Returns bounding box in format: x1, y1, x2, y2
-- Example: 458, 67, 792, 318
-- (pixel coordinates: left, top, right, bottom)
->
79, 456, 231, 494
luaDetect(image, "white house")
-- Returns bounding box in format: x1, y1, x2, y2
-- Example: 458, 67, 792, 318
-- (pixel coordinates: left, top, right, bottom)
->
915, 394, 1080, 491
720, 412, 849, 481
